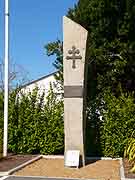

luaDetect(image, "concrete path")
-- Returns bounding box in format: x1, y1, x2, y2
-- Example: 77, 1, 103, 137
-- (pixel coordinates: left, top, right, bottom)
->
0, 176, 94, 180
0, 176, 98, 180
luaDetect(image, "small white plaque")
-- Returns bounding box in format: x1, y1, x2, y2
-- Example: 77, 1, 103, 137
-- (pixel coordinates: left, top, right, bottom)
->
65, 150, 80, 168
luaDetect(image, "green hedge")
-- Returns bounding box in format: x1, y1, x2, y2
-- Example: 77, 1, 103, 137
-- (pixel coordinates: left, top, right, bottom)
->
0, 85, 135, 157
8, 86, 64, 154
100, 90, 135, 157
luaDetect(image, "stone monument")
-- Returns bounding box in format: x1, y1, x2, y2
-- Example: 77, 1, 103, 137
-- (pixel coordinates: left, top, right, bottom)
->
63, 16, 88, 166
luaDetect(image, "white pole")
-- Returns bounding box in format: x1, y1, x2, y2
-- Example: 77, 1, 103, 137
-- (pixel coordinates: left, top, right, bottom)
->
3, 0, 9, 157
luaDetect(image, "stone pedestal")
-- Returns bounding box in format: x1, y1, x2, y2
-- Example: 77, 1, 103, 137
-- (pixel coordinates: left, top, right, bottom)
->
63, 16, 88, 166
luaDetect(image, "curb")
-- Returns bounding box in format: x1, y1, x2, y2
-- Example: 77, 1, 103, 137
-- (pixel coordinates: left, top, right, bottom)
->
120, 158, 125, 180
9, 175, 100, 180
42, 155, 64, 159
86, 157, 121, 160
0, 176, 9, 180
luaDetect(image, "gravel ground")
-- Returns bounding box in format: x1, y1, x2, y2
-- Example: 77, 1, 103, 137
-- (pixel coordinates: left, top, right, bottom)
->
13, 158, 120, 180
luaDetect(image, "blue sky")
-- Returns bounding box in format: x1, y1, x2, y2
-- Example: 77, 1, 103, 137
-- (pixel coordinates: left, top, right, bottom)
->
0, 0, 78, 82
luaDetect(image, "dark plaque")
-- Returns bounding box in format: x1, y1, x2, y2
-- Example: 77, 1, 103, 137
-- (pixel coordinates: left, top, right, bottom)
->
64, 86, 83, 98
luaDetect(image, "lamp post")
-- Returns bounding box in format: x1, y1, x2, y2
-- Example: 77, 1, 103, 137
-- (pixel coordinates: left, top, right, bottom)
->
3, 0, 9, 157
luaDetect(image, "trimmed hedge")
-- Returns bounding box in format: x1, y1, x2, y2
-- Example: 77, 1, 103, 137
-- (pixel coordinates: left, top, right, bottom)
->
8, 86, 64, 154
0, 86, 135, 157
100, 90, 135, 157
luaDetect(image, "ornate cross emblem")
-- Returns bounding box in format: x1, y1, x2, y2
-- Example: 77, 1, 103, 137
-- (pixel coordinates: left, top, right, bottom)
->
66, 46, 82, 69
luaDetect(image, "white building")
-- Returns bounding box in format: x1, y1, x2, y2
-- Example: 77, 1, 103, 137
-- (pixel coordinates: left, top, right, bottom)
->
21, 72, 62, 97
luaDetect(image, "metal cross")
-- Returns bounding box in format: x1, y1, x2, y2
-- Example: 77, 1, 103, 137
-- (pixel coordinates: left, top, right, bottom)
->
66, 46, 82, 69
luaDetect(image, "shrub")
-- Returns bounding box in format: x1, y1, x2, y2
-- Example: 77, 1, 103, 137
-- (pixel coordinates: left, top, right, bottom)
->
40, 88, 64, 154
8, 86, 64, 154
100, 90, 135, 157
124, 132, 135, 173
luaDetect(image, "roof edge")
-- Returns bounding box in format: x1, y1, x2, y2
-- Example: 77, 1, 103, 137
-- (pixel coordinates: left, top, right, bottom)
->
21, 71, 58, 89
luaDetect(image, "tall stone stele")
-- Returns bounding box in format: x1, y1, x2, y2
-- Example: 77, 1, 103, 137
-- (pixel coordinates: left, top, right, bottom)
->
63, 16, 88, 166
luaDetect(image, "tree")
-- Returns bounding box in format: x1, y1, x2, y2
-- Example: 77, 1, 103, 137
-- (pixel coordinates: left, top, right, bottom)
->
45, 0, 135, 94
68, 0, 135, 94
45, 40, 63, 90
44, 0, 135, 156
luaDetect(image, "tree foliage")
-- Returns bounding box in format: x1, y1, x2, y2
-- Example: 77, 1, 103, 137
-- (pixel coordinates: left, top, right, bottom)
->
45, 0, 135, 157
45, 0, 135, 94
68, 0, 135, 94
45, 40, 63, 89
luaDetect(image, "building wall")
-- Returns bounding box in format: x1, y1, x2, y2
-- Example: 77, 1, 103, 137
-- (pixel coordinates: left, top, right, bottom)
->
21, 74, 57, 96
21, 73, 63, 100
